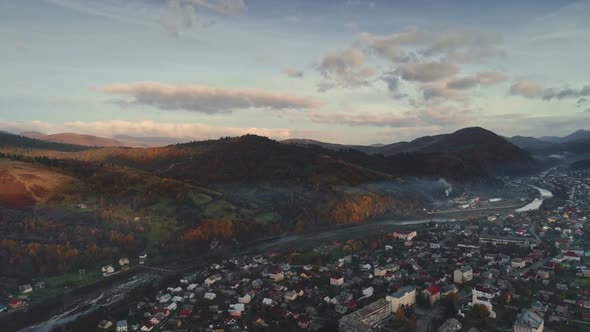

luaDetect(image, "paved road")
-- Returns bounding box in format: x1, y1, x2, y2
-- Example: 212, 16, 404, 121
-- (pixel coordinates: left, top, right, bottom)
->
417, 306, 441, 332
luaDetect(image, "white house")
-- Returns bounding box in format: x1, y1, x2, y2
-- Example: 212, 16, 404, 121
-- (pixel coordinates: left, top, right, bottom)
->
453, 266, 473, 284
386, 286, 416, 312
18, 284, 33, 294
238, 294, 252, 304
362, 287, 375, 297
330, 273, 345, 286
512, 258, 526, 269
116, 320, 128, 332
392, 231, 417, 241
204, 292, 217, 300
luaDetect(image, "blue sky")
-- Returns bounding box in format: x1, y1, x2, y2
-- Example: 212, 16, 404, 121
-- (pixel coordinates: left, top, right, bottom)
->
0, 0, 589, 144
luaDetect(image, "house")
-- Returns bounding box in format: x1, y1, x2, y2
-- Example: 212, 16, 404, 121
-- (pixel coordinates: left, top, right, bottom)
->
563, 251, 581, 262
442, 284, 458, 298
238, 294, 252, 304
512, 258, 526, 269
98, 320, 113, 330
424, 286, 441, 305
8, 298, 23, 310
393, 230, 417, 241
269, 269, 285, 282
139, 253, 147, 265
204, 292, 217, 300
102, 264, 115, 277
284, 291, 298, 301
339, 298, 392, 332
362, 287, 374, 297
386, 286, 416, 312
331, 272, 345, 286
536, 270, 550, 280
158, 293, 172, 303
471, 286, 498, 317
514, 310, 544, 332
374, 267, 387, 277
119, 257, 130, 270
0, 304, 6, 313
454, 266, 473, 284
531, 300, 548, 313
262, 298, 273, 306
116, 320, 128, 332
205, 274, 222, 286
18, 284, 33, 294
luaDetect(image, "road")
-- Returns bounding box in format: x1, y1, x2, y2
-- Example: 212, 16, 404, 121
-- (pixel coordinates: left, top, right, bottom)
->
417, 306, 441, 332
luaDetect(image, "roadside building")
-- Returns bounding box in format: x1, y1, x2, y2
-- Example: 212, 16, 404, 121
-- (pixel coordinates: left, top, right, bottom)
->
454, 266, 473, 284
514, 310, 544, 332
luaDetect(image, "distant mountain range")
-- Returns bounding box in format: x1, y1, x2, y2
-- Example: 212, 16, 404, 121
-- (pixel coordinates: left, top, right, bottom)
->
18, 131, 192, 148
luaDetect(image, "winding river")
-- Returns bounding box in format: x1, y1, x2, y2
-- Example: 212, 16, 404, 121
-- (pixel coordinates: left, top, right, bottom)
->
515, 185, 553, 213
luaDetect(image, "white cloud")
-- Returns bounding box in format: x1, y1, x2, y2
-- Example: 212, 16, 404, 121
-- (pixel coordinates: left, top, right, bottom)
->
509, 80, 590, 100
316, 48, 376, 91
446, 71, 507, 90
101, 81, 321, 113
396, 61, 458, 82
283, 68, 304, 78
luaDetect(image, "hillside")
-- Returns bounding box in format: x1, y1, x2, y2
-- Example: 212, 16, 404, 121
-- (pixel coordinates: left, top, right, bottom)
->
0, 132, 91, 152
31, 132, 129, 147
281, 138, 376, 154
366, 127, 538, 176
540, 129, 590, 143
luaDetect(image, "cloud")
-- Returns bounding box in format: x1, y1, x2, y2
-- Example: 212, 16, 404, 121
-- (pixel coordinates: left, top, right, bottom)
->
283, 68, 304, 78
446, 71, 507, 90
316, 48, 376, 91
509, 80, 590, 100
307, 106, 472, 128
357, 28, 504, 65
308, 111, 420, 128
101, 82, 321, 113
159, 0, 244, 36
422, 82, 464, 100
188, 0, 246, 15
395, 61, 458, 82
508, 80, 545, 98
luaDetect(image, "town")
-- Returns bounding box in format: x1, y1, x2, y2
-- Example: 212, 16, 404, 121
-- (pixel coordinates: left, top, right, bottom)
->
2, 166, 589, 332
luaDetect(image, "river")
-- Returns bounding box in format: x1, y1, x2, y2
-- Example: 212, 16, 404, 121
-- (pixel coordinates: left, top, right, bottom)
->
515, 185, 553, 213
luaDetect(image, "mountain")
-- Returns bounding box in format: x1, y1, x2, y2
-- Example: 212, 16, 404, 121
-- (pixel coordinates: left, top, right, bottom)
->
366, 127, 538, 176
21, 132, 130, 147
113, 135, 191, 147
19, 131, 47, 139
539, 129, 590, 143
0, 132, 91, 152
281, 138, 376, 153
507, 136, 558, 150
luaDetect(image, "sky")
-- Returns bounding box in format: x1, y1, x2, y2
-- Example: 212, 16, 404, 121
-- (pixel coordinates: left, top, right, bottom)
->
0, 0, 589, 144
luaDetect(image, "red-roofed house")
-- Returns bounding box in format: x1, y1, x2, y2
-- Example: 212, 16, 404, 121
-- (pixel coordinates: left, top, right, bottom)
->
563, 251, 580, 262
424, 286, 441, 305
